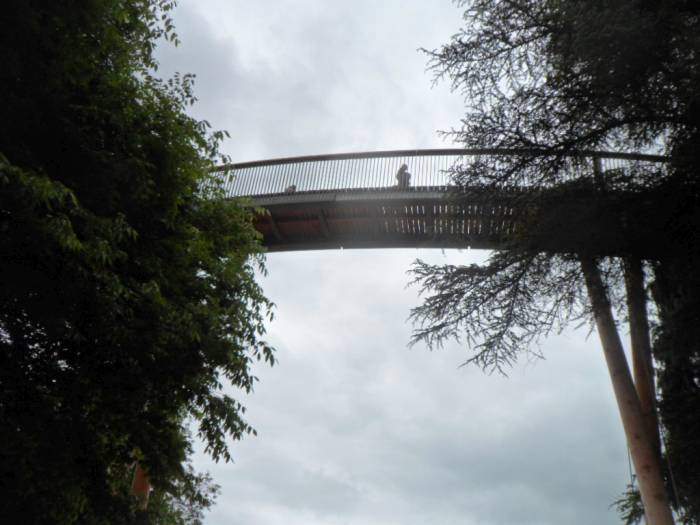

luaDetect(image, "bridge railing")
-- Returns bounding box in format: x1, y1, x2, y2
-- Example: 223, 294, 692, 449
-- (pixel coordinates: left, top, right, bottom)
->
211, 149, 668, 198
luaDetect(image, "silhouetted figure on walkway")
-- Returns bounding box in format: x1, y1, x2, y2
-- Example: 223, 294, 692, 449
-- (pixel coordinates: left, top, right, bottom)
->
284, 184, 297, 194
396, 164, 411, 189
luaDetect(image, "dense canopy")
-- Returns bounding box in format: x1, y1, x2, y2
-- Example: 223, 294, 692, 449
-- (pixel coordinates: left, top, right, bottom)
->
0, 1, 272, 522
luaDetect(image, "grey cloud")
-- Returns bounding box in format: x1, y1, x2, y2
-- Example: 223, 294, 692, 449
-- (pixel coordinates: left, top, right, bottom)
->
156, 1, 465, 161
191, 250, 630, 525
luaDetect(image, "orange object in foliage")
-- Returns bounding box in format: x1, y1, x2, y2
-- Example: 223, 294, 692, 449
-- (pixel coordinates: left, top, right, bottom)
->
131, 462, 151, 510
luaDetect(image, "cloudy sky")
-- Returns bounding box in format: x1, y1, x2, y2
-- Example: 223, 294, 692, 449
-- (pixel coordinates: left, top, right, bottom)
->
156, 2, 632, 524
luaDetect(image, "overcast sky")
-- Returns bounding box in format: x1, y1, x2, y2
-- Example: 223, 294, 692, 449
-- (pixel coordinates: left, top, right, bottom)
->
156, 2, 632, 524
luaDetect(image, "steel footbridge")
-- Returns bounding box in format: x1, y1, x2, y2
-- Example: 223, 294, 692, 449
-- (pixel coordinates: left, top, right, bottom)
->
213, 149, 667, 252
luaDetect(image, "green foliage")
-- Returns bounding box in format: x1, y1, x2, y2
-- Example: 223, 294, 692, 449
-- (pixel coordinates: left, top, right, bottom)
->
0, 1, 272, 522
146, 461, 221, 525
652, 259, 700, 524
612, 483, 645, 525
427, 0, 699, 158
410, 251, 589, 373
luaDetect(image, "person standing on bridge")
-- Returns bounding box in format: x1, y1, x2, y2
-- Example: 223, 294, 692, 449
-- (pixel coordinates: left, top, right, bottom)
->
396, 163, 411, 189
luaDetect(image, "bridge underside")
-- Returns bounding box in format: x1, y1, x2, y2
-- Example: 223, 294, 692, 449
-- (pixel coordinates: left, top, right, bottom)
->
251, 189, 514, 252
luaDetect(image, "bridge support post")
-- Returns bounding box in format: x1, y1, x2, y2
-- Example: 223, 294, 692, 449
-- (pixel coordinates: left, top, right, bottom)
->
624, 258, 662, 457
580, 257, 674, 525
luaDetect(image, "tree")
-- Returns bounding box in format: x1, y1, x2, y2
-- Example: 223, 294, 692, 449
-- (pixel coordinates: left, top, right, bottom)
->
0, 1, 273, 522
412, 0, 700, 522
144, 460, 221, 525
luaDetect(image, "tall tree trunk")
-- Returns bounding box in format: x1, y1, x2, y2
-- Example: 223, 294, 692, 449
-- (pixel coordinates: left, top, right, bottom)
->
580, 257, 673, 525
624, 258, 662, 457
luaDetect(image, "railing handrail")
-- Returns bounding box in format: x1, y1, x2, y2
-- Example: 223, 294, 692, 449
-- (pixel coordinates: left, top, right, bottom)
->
213, 148, 668, 171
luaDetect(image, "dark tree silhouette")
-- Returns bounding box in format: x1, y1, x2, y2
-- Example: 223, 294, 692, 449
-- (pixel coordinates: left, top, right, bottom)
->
0, 1, 273, 522
412, 1, 700, 522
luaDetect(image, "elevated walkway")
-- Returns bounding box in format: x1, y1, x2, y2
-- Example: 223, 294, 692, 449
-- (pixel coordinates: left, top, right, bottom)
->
213, 149, 666, 252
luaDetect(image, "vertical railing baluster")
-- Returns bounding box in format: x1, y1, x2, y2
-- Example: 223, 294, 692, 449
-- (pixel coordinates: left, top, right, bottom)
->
432, 154, 438, 187
334, 159, 341, 191
262, 164, 271, 195
305, 161, 312, 192
350, 157, 357, 191
331, 159, 339, 191
258, 164, 272, 195
362, 157, 369, 190
310, 161, 317, 192
255, 165, 263, 195
446, 155, 452, 189
387, 156, 394, 189
388, 155, 393, 188
262, 164, 270, 195
286, 161, 293, 192
236, 168, 244, 197
350, 158, 356, 190
316, 160, 323, 192
232, 168, 240, 196
413, 155, 419, 189
324, 159, 331, 191
296, 161, 303, 192
427, 155, 433, 187
350, 158, 357, 190
356, 157, 363, 190
277, 163, 285, 194
295, 161, 302, 193
265, 164, 274, 195
381, 156, 387, 189
337, 159, 343, 191
347, 158, 354, 191
277, 163, 286, 194
286, 162, 294, 193
323, 160, 330, 192
310, 160, 318, 193
240, 167, 249, 196
372, 156, 379, 189
250, 166, 258, 196
297, 161, 304, 192
419, 154, 425, 189
279, 163, 287, 194
349, 158, 356, 191
250, 166, 256, 196
257, 166, 265, 196
359, 157, 367, 190
337, 158, 345, 191
425, 155, 430, 188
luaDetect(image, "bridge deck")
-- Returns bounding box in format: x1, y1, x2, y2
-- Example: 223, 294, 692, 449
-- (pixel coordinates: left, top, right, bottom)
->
213, 149, 667, 252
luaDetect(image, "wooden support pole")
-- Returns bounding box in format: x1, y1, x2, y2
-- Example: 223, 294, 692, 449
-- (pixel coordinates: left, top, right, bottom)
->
580, 257, 673, 525
624, 258, 662, 457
